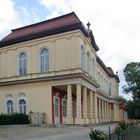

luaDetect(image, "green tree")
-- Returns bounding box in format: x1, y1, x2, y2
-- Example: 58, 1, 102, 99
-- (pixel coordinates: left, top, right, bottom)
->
123, 62, 140, 119
123, 62, 140, 100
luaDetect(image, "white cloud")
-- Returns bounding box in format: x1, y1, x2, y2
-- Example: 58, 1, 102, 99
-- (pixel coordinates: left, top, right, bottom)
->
0, 0, 41, 39
1, 0, 139, 99
0, 0, 21, 36
39, 0, 72, 18
38, 0, 140, 99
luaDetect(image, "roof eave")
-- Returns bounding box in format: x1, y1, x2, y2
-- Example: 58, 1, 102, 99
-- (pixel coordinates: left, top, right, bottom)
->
0, 22, 88, 48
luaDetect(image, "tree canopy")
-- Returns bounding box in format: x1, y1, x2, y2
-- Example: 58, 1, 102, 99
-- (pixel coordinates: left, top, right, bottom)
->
123, 62, 140, 100
123, 62, 140, 119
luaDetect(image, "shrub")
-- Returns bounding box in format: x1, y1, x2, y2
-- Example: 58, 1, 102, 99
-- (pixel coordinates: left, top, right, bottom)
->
89, 128, 107, 140
114, 121, 129, 135
0, 113, 30, 125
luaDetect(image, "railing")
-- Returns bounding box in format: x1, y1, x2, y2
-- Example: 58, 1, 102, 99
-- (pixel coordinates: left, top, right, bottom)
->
107, 125, 140, 140
89, 125, 140, 140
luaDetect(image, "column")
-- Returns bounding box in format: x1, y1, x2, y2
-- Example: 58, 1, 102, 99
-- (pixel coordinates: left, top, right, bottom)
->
97, 98, 99, 120
109, 103, 111, 121
75, 84, 82, 124
93, 92, 97, 123
101, 100, 104, 122
107, 102, 109, 121
89, 90, 93, 123
83, 86, 88, 124
105, 101, 107, 122
98, 98, 101, 122
66, 84, 73, 124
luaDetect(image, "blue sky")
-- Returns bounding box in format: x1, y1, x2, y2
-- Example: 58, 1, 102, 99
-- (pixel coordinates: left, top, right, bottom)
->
1, 0, 140, 99
14, 0, 48, 21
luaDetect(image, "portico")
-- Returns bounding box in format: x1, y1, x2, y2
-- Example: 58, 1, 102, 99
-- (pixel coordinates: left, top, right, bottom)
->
52, 81, 114, 125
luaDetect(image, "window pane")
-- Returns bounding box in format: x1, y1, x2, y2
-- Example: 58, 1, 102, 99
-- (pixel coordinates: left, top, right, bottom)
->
40, 48, 49, 73
7, 100, 13, 114
62, 100, 67, 117
19, 99, 26, 114
55, 98, 59, 117
19, 53, 27, 76
92, 58, 94, 76
87, 52, 90, 73
81, 45, 85, 70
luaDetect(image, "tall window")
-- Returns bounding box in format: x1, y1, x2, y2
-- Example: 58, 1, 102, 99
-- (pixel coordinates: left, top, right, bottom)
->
55, 98, 59, 117
40, 48, 49, 73
81, 45, 85, 70
87, 52, 90, 73
7, 100, 13, 114
109, 83, 112, 95
62, 100, 67, 117
19, 99, 26, 114
92, 57, 95, 76
19, 53, 27, 76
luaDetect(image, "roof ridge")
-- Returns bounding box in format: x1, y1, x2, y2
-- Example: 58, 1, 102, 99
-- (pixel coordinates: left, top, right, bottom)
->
11, 12, 78, 32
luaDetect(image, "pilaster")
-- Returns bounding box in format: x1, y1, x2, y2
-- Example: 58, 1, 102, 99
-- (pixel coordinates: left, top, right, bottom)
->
89, 90, 94, 123
83, 86, 88, 124
93, 92, 97, 123
65, 84, 73, 124
75, 84, 82, 124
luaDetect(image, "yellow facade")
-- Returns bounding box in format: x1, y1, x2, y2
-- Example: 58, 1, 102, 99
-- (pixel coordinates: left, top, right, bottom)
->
0, 12, 125, 125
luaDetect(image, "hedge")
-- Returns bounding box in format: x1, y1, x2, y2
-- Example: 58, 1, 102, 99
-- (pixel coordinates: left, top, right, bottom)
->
0, 113, 30, 125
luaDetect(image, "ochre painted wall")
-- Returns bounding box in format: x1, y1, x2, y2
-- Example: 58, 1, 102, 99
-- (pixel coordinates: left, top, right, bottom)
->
0, 82, 52, 123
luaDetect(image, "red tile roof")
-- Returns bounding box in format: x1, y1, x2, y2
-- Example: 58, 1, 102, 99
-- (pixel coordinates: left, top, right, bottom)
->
0, 12, 99, 51
1, 12, 80, 42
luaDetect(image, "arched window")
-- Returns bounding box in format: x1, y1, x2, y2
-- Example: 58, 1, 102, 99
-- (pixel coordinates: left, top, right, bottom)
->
109, 83, 112, 95
19, 53, 27, 76
62, 100, 67, 117
40, 48, 49, 73
87, 52, 90, 73
81, 45, 85, 70
92, 57, 95, 76
7, 100, 13, 114
19, 99, 26, 114
55, 98, 59, 117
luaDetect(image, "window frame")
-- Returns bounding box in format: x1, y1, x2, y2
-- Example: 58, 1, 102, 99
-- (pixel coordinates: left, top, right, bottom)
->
87, 51, 90, 73
40, 47, 49, 73
80, 45, 85, 70
109, 83, 112, 95
7, 100, 13, 115
18, 52, 27, 76
18, 99, 26, 114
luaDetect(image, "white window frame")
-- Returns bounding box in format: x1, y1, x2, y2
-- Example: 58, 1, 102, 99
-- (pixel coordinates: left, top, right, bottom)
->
62, 98, 67, 117
109, 83, 112, 95
54, 96, 59, 117
87, 52, 90, 73
7, 100, 13, 115
5, 95, 14, 114
92, 57, 95, 77
81, 45, 85, 70
19, 99, 26, 114
17, 93, 27, 114
18, 52, 27, 76
40, 47, 49, 73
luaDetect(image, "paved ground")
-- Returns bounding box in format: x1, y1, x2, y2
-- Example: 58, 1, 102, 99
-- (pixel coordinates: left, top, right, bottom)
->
0, 123, 117, 140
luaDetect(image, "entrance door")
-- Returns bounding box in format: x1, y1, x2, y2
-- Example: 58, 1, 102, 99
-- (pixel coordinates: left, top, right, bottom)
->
54, 96, 60, 124
62, 98, 67, 123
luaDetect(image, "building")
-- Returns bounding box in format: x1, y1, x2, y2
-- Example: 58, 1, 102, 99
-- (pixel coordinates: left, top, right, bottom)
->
0, 12, 124, 125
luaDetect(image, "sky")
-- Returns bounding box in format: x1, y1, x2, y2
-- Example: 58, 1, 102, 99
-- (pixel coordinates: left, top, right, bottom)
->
1, 0, 140, 100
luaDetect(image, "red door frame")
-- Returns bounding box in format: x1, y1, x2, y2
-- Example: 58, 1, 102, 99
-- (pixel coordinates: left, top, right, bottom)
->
52, 87, 66, 124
